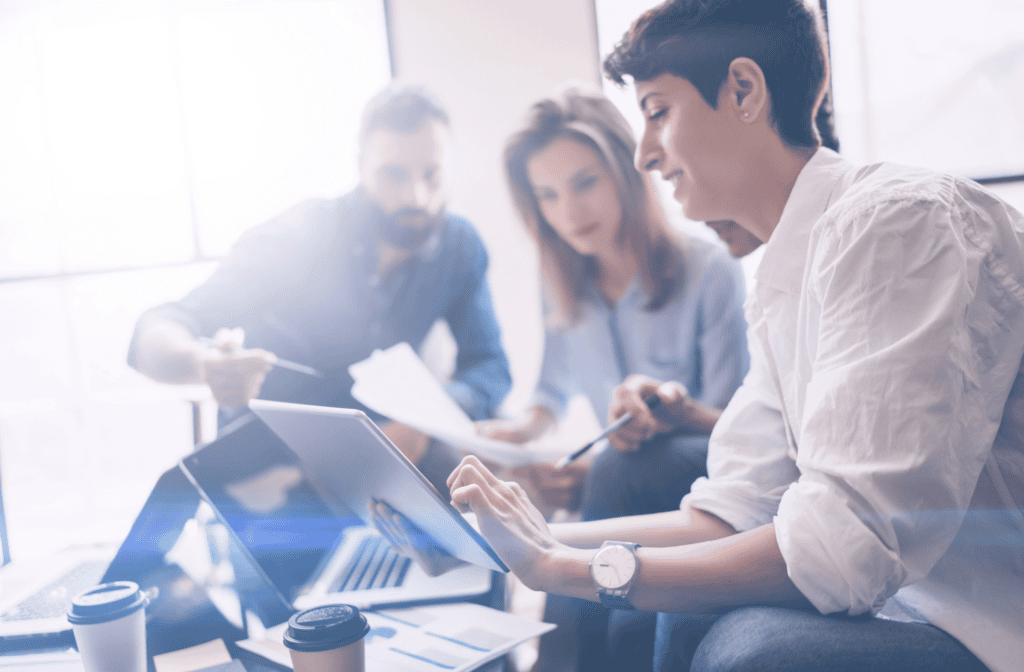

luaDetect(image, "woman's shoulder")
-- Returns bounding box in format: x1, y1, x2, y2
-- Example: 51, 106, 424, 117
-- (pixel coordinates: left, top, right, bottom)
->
676, 235, 740, 283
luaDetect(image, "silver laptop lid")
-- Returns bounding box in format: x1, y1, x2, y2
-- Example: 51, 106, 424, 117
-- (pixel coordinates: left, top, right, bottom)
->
249, 400, 508, 574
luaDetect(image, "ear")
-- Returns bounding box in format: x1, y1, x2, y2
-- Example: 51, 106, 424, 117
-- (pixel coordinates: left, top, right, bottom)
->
721, 57, 768, 124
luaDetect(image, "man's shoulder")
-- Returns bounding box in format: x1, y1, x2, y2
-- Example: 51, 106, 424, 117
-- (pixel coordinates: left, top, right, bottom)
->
247, 196, 346, 239
685, 235, 739, 271
436, 211, 488, 265
441, 211, 485, 243
229, 195, 353, 262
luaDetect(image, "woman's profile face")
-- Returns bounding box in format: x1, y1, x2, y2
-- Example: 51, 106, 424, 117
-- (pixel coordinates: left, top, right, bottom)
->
634, 73, 743, 222
526, 135, 625, 259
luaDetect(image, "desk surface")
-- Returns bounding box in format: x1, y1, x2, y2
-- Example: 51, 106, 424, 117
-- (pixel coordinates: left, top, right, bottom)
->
0, 646, 507, 672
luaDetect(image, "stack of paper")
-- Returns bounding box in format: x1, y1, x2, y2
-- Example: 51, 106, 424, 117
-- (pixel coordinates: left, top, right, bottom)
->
349, 343, 570, 468
236, 602, 556, 672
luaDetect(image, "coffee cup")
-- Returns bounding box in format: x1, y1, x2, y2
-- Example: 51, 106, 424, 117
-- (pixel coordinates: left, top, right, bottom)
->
282, 604, 370, 672
67, 581, 149, 672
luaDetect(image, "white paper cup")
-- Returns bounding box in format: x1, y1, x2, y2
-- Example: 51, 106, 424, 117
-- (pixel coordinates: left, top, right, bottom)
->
67, 581, 149, 672
283, 604, 369, 672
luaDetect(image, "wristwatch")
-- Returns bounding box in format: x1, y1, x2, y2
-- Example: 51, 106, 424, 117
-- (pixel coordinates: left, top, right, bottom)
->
589, 541, 641, 610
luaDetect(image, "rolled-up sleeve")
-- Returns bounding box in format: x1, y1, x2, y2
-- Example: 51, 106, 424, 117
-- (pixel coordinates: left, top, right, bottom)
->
776, 196, 994, 616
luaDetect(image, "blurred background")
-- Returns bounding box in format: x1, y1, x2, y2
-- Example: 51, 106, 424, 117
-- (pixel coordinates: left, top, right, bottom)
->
1, 0, 1022, 565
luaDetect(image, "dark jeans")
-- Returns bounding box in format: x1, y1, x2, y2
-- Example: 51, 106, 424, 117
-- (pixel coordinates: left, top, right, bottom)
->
542, 436, 708, 672
655, 607, 990, 672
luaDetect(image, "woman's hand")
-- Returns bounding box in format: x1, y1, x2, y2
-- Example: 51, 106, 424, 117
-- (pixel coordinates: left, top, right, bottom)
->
380, 421, 431, 465
475, 419, 539, 444
475, 406, 557, 444
512, 461, 589, 511
368, 500, 466, 577
448, 455, 566, 590
607, 374, 695, 452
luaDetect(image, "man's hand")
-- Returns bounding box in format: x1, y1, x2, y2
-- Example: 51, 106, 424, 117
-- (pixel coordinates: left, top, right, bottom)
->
380, 421, 430, 465
475, 406, 557, 444
200, 329, 275, 409
511, 461, 589, 511
448, 456, 565, 590
369, 500, 465, 577
607, 374, 694, 452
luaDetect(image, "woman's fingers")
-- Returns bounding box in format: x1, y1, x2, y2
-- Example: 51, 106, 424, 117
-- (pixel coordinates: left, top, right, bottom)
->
447, 455, 501, 490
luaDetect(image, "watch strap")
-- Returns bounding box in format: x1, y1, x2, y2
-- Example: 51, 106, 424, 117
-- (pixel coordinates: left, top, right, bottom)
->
598, 591, 635, 610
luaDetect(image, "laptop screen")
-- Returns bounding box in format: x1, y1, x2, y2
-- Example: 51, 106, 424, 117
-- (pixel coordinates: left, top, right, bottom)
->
179, 413, 358, 603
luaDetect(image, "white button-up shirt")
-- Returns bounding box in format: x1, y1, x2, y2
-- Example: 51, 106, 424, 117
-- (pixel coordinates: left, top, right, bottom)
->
683, 148, 1024, 672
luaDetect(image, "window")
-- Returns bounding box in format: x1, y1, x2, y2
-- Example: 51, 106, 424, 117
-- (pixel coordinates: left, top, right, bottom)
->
827, 0, 1024, 211
0, 0, 390, 561
827, 0, 1024, 176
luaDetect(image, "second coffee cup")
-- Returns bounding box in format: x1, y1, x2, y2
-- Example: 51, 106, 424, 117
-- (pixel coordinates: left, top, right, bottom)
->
283, 604, 370, 672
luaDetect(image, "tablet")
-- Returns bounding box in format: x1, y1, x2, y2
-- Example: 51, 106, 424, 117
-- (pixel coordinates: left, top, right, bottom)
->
249, 400, 509, 573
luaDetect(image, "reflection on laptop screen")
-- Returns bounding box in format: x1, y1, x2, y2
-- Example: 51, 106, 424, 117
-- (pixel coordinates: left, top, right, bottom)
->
181, 414, 358, 603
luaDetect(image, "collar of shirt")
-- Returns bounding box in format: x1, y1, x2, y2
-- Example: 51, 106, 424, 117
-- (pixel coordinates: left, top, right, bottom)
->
582, 273, 646, 314
754, 147, 851, 296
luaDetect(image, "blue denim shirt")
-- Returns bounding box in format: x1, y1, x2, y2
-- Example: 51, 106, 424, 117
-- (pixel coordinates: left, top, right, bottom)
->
533, 237, 749, 459
129, 189, 511, 422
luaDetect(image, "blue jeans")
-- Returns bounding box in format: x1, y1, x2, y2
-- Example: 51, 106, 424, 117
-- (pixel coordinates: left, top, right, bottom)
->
564, 436, 707, 672
655, 607, 990, 672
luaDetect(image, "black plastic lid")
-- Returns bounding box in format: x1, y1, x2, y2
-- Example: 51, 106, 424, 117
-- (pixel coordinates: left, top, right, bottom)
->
283, 604, 370, 653
67, 581, 148, 625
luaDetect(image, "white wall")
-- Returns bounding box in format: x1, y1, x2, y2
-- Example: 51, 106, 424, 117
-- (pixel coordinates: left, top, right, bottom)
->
388, 0, 602, 415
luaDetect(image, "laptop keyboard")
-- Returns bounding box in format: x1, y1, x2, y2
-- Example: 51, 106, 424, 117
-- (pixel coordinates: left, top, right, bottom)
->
2, 560, 108, 621
329, 535, 411, 592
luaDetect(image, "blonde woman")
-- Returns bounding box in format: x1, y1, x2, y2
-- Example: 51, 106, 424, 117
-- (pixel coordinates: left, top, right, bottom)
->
479, 86, 748, 671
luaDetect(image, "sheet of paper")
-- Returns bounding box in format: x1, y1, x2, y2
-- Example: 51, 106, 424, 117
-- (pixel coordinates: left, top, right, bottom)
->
152, 639, 232, 672
236, 602, 556, 672
0, 650, 83, 671
349, 343, 571, 468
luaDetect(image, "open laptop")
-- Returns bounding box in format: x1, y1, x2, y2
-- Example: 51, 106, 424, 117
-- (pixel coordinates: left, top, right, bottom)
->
0, 465, 216, 649
178, 410, 498, 615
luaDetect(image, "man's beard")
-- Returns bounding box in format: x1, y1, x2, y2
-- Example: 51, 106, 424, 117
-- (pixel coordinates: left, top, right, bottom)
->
369, 200, 446, 251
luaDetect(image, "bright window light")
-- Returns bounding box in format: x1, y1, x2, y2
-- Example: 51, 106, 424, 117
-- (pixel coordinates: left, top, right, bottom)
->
0, 0, 390, 562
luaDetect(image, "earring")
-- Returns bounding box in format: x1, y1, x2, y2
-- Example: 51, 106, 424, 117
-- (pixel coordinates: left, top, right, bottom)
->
742, 111, 750, 119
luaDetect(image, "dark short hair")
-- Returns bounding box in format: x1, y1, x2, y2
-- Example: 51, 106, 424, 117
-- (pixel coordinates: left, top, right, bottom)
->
603, 0, 829, 149
359, 84, 450, 148
816, 89, 840, 152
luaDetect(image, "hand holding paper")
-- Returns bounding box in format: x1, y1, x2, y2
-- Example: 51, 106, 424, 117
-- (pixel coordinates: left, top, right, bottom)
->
349, 343, 569, 468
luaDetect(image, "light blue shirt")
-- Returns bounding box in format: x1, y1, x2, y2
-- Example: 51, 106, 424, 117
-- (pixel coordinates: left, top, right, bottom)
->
533, 237, 749, 458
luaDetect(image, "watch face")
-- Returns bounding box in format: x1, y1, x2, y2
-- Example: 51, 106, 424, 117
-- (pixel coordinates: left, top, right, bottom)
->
591, 544, 637, 590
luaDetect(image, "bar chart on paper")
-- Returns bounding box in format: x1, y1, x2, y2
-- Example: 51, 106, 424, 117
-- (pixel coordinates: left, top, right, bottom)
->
236, 602, 555, 671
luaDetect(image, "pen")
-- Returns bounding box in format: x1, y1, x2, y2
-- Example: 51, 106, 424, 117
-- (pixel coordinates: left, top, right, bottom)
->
554, 395, 662, 470
198, 337, 324, 378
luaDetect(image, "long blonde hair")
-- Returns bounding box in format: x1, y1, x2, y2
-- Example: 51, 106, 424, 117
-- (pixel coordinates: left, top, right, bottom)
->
504, 85, 683, 327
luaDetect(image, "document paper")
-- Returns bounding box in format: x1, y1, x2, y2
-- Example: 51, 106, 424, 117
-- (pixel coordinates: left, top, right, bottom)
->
236, 602, 556, 672
349, 343, 569, 467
